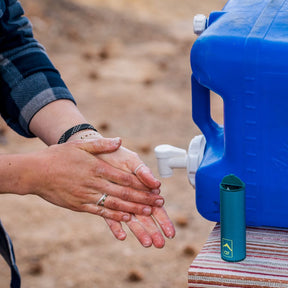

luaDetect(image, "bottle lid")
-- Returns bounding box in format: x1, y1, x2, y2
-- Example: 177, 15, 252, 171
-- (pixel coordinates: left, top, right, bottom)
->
220, 174, 245, 191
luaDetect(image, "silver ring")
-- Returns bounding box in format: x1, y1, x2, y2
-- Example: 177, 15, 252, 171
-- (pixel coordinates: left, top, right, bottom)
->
96, 194, 108, 206
134, 163, 145, 175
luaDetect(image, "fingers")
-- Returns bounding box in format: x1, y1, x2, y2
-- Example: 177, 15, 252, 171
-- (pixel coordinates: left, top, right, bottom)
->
102, 207, 175, 248
151, 207, 176, 239
126, 208, 175, 248
74, 137, 122, 154
75, 138, 161, 190
119, 147, 161, 189
71, 138, 161, 190
135, 214, 165, 248
90, 177, 164, 208
133, 162, 161, 189
81, 202, 131, 222
126, 215, 153, 247
104, 216, 169, 248
85, 159, 164, 207
82, 190, 155, 216
80, 190, 156, 218
101, 194, 154, 216
95, 160, 156, 192
104, 218, 127, 241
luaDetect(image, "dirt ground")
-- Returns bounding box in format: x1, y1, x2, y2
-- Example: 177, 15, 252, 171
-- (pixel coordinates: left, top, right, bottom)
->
0, 0, 226, 287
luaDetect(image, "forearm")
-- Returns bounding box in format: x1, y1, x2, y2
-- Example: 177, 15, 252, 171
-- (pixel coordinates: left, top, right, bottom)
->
0, 1, 76, 138
0, 152, 37, 196
29, 99, 97, 145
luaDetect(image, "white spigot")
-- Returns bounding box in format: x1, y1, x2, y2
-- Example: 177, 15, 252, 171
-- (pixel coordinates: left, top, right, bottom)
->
154, 135, 206, 187
154, 145, 187, 178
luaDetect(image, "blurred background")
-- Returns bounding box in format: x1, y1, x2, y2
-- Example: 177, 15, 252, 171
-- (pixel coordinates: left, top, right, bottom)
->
0, 0, 226, 287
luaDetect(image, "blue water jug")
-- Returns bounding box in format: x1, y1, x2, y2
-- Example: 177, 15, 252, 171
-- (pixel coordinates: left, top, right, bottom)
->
191, 0, 288, 228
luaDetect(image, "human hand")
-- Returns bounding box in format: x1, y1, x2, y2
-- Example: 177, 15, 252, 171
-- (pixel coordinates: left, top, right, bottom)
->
105, 207, 176, 248
87, 136, 176, 247
25, 138, 164, 222
99, 145, 161, 190
67, 133, 176, 247
68, 131, 161, 191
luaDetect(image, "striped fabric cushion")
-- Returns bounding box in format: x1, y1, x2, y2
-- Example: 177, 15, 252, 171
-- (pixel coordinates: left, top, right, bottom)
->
188, 223, 288, 287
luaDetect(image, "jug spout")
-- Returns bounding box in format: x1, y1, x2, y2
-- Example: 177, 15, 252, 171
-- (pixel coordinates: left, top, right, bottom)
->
154, 145, 187, 178
154, 135, 206, 187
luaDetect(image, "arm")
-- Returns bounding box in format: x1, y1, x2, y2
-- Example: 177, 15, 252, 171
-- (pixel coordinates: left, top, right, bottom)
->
0, 138, 133, 222
0, 1, 175, 247
0, 1, 164, 214
30, 101, 176, 248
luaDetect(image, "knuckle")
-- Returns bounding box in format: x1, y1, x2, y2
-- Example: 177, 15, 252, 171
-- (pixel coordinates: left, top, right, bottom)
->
121, 174, 133, 186
120, 189, 131, 201
95, 166, 106, 177
109, 199, 121, 210
141, 193, 152, 204
96, 207, 106, 218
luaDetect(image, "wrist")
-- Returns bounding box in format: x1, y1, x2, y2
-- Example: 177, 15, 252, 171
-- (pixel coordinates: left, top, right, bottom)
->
67, 129, 103, 142
57, 123, 99, 144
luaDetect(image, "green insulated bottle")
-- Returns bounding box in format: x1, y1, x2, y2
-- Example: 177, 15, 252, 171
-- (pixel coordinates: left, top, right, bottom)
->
220, 174, 246, 262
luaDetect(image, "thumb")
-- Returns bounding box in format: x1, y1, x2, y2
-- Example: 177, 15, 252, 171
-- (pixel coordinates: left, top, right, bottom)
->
75, 137, 122, 154
134, 164, 161, 189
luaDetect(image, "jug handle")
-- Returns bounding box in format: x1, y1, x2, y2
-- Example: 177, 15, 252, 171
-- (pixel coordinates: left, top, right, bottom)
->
192, 75, 222, 144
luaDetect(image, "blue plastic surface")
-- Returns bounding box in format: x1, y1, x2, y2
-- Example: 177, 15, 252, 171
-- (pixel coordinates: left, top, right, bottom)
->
191, 0, 288, 228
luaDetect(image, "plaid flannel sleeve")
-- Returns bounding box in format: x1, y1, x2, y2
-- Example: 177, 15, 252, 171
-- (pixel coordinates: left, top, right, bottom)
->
0, 0, 76, 137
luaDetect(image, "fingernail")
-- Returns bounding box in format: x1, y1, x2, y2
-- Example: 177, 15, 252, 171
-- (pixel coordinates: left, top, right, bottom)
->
151, 189, 161, 195
143, 238, 152, 247
168, 234, 175, 239
154, 236, 165, 248
166, 227, 176, 239
112, 137, 121, 146
122, 214, 131, 221
118, 231, 127, 241
143, 207, 152, 215
155, 180, 161, 187
155, 199, 164, 207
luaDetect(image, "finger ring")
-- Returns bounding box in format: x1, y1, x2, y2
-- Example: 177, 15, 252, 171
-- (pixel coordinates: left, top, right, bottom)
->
96, 194, 108, 206
134, 163, 145, 175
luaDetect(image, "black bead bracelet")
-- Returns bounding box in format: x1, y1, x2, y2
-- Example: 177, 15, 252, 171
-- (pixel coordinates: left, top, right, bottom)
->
57, 124, 97, 144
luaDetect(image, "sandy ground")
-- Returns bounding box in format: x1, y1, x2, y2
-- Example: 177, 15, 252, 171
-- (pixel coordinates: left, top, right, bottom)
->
0, 0, 226, 287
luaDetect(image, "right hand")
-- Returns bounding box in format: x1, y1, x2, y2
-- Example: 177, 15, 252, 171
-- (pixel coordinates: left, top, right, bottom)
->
23, 138, 165, 222
105, 206, 176, 248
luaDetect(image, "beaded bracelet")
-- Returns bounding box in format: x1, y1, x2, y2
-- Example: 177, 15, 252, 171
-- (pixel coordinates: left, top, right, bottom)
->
58, 124, 98, 144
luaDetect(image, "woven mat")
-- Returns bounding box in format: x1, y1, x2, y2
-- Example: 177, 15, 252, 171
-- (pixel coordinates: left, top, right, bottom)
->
188, 223, 288, 288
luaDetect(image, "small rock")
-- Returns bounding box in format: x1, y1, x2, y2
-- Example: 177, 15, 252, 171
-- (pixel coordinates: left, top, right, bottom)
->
66, 28, 81, 41
158, 60, 168, 71
82, 50, 96, 61
175, 216, 189, 227
28, 258, 44, 276
98, 48, 109, 60
98, 39, 123, 60
88, 71, 99, 80
126, 270, 143, 282
98, 122, 110, 132
139, 144, 151, 154
143, 78, 154, 86
182, 245, 197, 257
